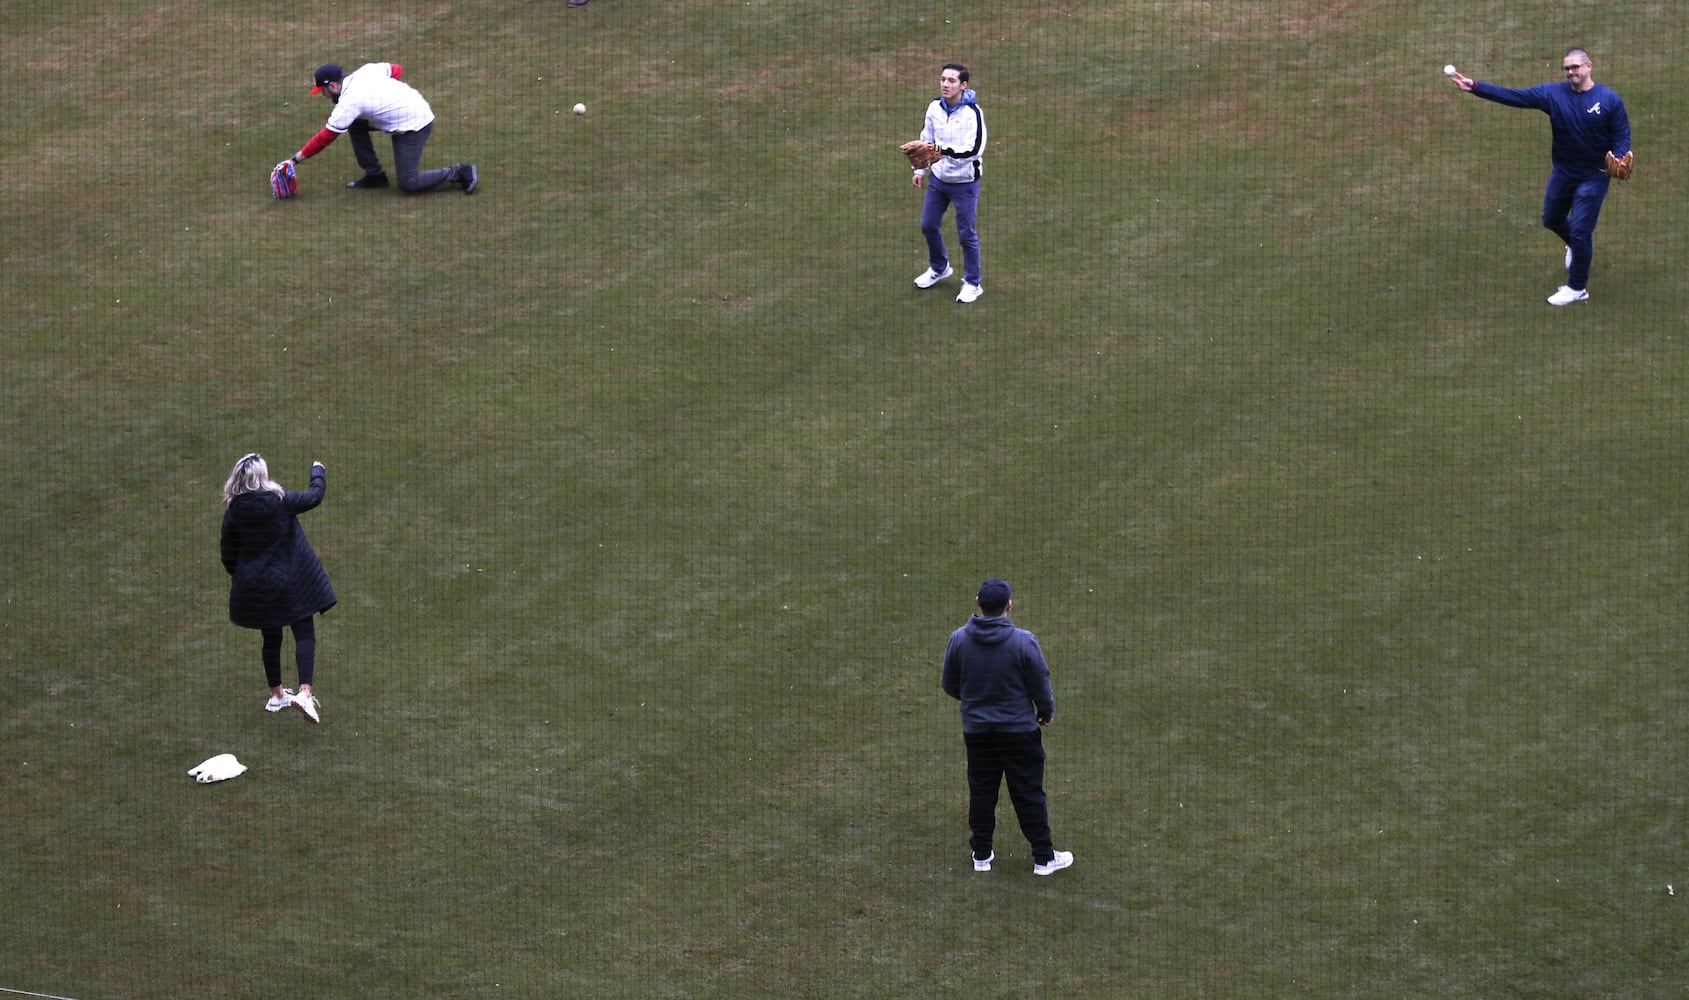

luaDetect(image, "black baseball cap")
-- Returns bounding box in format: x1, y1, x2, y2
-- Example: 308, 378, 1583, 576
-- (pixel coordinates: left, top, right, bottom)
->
977, 578, 1012, 611
310, 64, 344, 94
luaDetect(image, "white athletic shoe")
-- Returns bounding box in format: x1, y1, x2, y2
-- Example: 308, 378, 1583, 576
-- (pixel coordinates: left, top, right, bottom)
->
956, 283, 983, 304
1564, 245, 1572, 270
294, 691, 321, 724
1547, 285, 1589, 306
1033, 850, 1074, 876
973, 851, 994, 872
914, 264, 953, 289
264, 689, 295, 713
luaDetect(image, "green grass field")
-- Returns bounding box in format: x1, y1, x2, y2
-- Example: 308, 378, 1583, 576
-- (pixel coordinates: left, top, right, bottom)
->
3, 1, 1686, 996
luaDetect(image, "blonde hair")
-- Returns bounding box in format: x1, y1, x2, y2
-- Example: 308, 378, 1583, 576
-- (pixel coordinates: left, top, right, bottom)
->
221, 453, 286, 506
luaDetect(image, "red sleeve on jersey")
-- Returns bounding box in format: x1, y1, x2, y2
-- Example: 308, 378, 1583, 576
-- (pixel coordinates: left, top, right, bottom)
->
299, 126, 340, 160
390, 63, 403, 80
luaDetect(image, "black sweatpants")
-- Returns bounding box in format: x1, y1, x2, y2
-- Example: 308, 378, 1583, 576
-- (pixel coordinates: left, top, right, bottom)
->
349, 120, 457, 192
963, 728, 1053, 864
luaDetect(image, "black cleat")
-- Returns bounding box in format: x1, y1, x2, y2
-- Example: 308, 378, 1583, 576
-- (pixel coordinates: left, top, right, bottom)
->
458, 164, 479, 195
347, 172, 390, 189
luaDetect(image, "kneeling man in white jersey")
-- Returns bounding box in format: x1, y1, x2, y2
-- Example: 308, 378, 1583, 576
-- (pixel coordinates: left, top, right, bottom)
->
275, 62, 478, 195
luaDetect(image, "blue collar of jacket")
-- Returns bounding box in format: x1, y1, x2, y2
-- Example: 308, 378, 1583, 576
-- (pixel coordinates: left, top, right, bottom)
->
937, 88, 978, 115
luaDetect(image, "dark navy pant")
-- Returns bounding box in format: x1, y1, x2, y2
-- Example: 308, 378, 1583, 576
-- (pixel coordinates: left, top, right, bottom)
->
1541, 167, 1610, 292
921, 176, 982, 286
349, 120, 457, 193
963, 728, 1053, 864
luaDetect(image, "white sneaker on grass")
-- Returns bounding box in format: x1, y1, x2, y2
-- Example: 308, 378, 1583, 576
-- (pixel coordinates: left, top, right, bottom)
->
264, 689, 295, 713
1032, 850, 1074, 876
1547, 285, 1588, 306
956, 283, 983, 304
973, 851, 994, 872
914, 264, 953, 289
294, 691, 321, 724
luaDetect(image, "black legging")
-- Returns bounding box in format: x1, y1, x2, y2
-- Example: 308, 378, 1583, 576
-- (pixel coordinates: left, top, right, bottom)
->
260, 617, 316, 689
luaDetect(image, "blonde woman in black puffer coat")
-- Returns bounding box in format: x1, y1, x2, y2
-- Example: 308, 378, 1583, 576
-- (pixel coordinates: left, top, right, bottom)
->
220, 454, 336, 723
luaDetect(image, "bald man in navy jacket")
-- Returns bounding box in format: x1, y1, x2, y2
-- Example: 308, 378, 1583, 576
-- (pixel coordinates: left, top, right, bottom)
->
1450, 49, 1630, 306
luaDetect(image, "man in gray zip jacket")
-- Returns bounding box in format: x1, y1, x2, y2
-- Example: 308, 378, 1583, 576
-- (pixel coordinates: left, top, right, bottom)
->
941, 578, 1074, 875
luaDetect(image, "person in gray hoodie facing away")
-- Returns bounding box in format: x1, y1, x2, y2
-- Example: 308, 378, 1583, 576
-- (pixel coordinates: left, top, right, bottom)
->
941, 578, 1074, 876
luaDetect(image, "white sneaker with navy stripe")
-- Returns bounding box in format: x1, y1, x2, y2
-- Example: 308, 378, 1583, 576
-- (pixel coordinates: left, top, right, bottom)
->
914, 264, 953, 289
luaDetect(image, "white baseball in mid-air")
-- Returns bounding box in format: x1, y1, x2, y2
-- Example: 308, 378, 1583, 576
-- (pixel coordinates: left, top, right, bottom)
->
1443, 64, 1457, 77
573, 103, 587, 115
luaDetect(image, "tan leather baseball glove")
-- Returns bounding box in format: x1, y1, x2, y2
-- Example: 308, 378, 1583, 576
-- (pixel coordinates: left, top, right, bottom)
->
900, 140, 942, 170
1605, 150, 1634, 181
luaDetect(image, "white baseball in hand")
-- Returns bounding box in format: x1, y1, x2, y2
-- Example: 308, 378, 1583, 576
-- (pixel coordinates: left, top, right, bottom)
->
1443, 64, 1457, 77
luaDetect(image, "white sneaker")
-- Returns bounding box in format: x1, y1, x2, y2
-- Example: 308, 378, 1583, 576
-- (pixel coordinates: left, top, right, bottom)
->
294, 691, 321, 724
1547, 285, 1588, 306
973, 851, 994, 872
956, 283, 983, 304
264, 689, 295, 713
1564, 245, 1572, 270
914, 264, 953, 289
1032, 850, 1074, 876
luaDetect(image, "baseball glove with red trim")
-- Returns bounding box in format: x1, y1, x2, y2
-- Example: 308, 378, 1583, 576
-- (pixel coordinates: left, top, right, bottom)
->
271, 160, 299, 199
